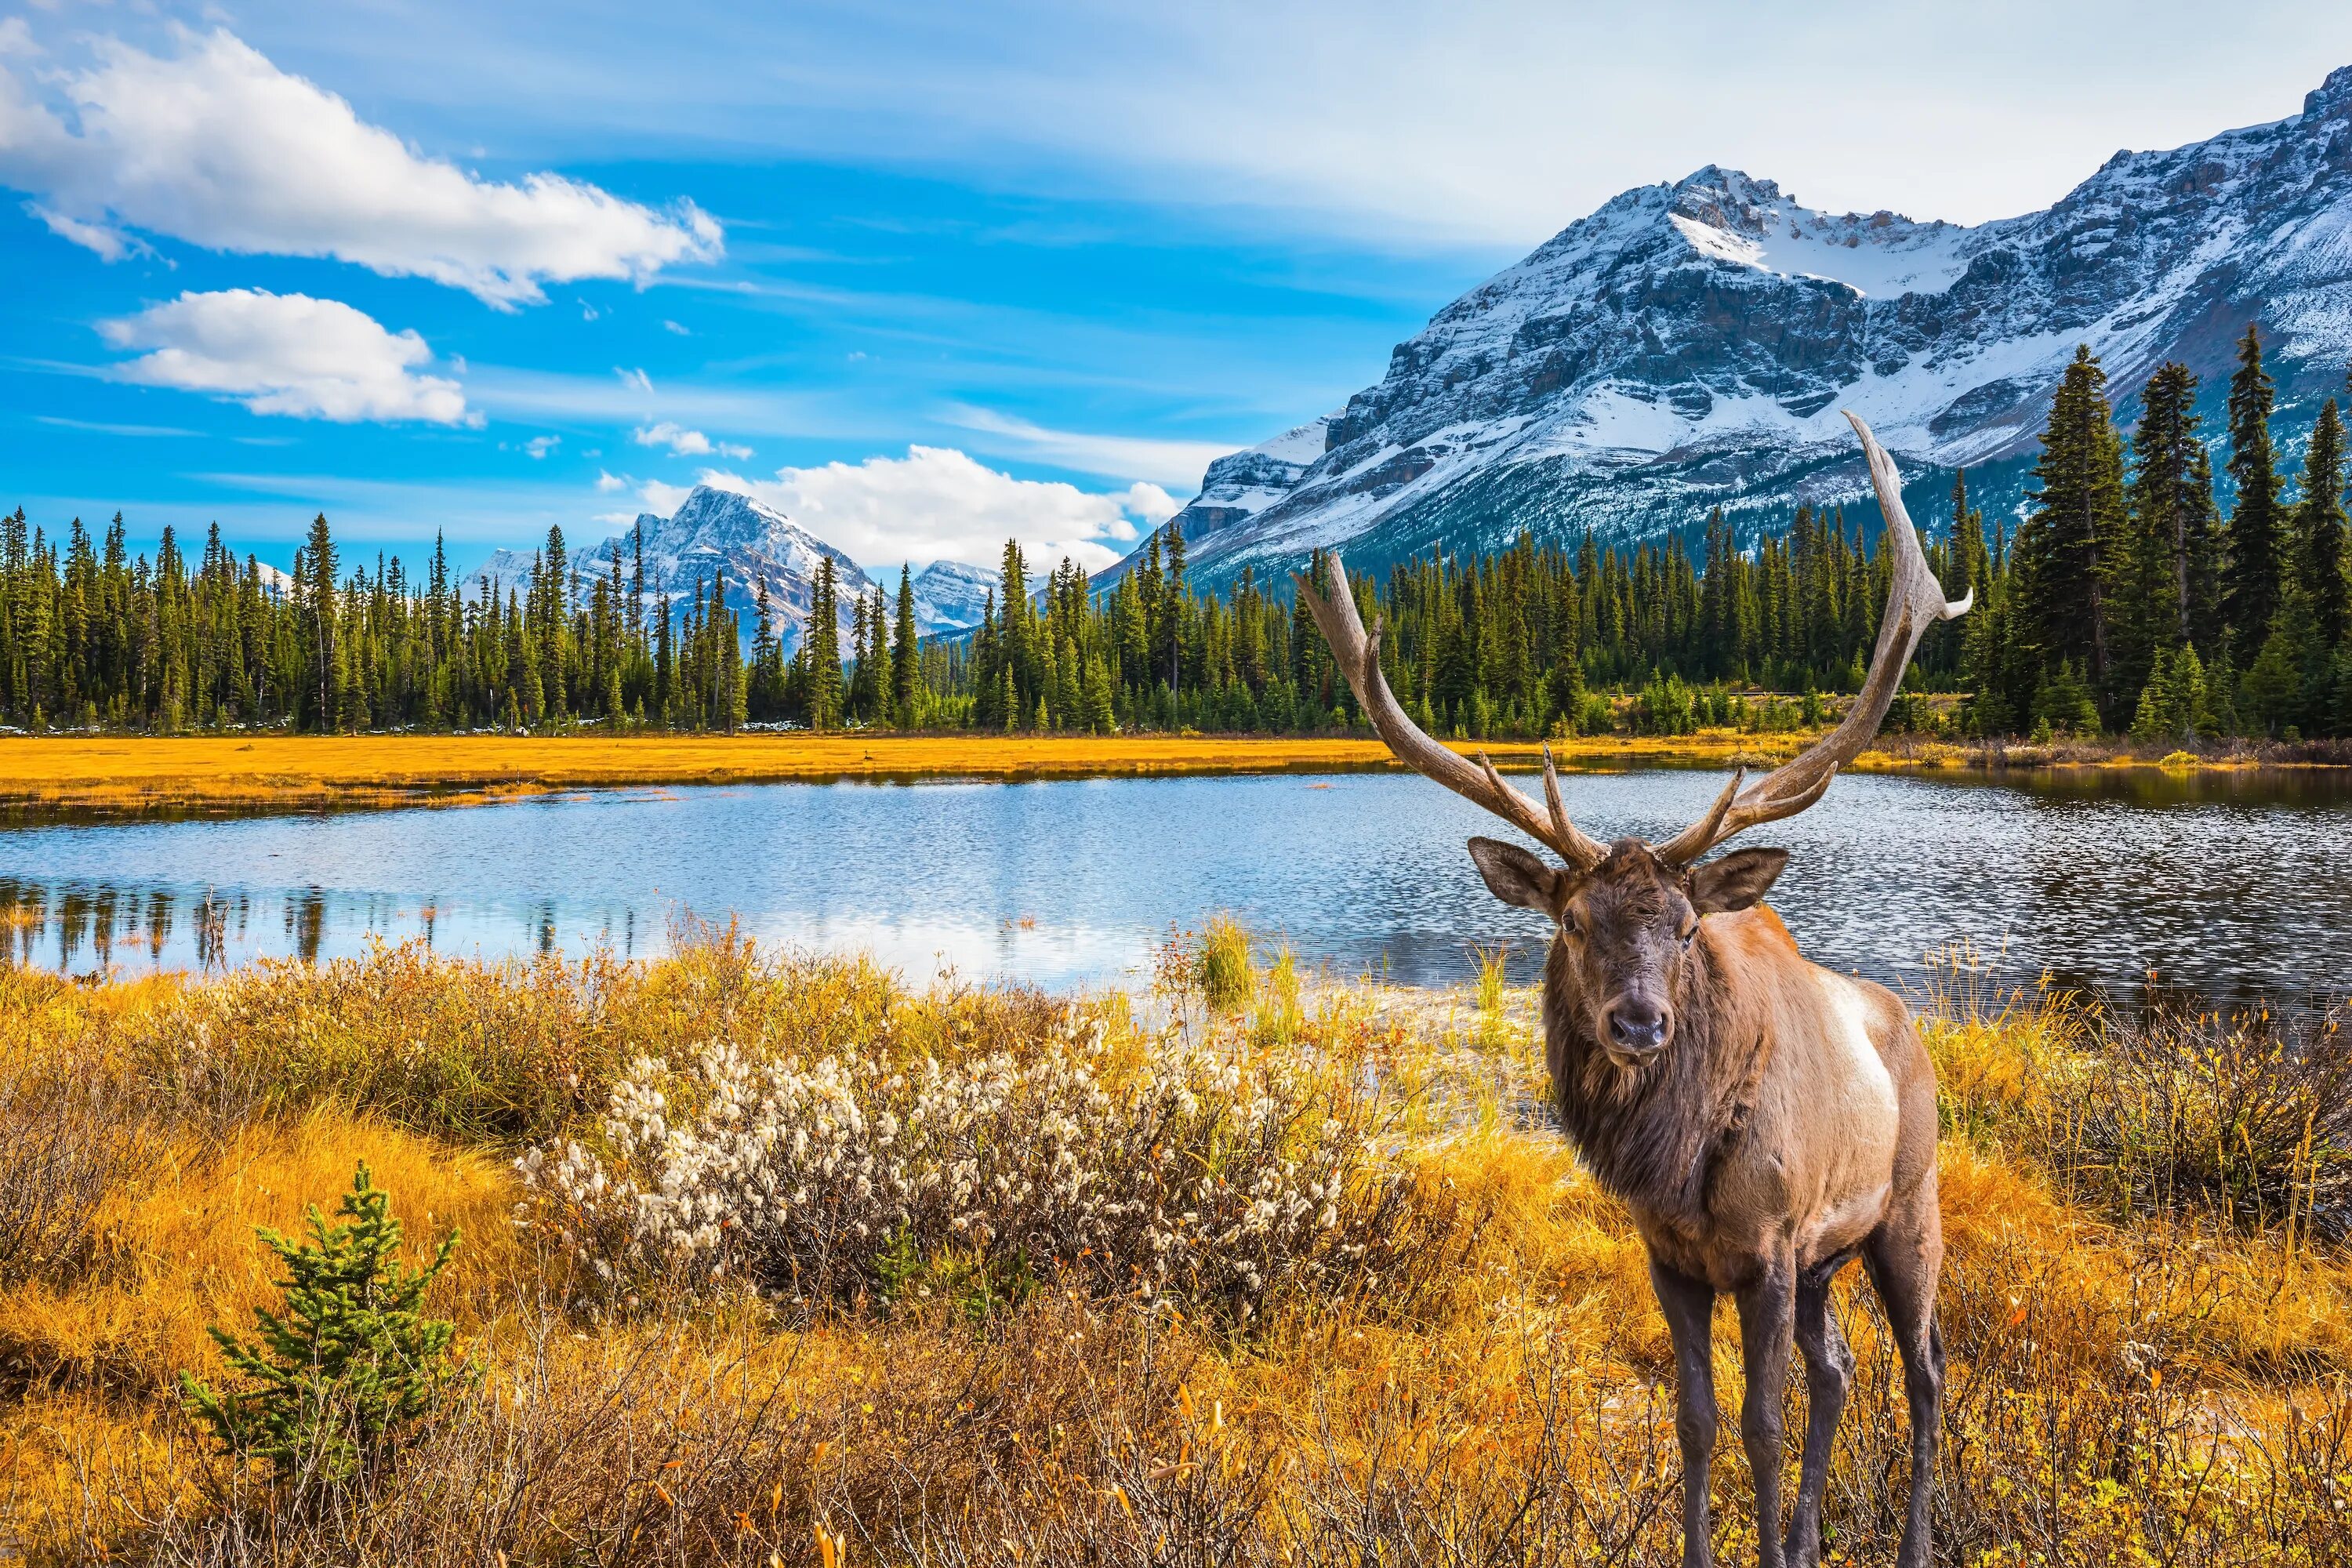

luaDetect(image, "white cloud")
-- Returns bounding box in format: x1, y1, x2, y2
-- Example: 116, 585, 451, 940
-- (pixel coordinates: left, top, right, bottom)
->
1121, 481, 1180, 524
662, 319, 691, 336
691, 445, 1168, 572
99, 289, 474, 425
0, 27, 720, 307
524, 434, 560, 459
615, 367, 654, 394
944, 406, 1230, 491
633, 420, 750, 459
594, 469, 627, 493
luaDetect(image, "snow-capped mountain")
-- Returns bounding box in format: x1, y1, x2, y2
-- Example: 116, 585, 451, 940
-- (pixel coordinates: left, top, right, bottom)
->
909, 560, 997, 632
470, 485, 876, 652
469, 486, 1027, 648
1133, 63, 2352, 585
907, 559, 1055, 632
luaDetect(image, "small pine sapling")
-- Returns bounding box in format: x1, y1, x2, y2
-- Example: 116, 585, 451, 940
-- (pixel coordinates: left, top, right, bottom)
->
180, 1161, 464, 1490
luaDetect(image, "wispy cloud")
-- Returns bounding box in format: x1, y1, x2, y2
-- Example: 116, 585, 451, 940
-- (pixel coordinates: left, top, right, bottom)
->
633, 420, 751, 459
944, 405, 1229, 491
33, 414, 202, 437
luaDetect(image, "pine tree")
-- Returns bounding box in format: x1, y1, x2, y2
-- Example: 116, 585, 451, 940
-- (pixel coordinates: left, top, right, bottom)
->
2015, 346, 2126, 717
2292, 397, 2350, 649
750, 579, 780, 720
891, 564, 919, 725
806, 559, 842, 731
302, 512, 338, 731
864, 587, 892, 723
2223, 324, 2288, 661
179, 1163, 463, 1489
2125, 361, 2215, 658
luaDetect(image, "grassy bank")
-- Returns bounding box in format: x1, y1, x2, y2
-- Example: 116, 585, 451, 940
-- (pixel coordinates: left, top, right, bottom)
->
6, 728, 2339, 817
2, 935, 2348, 1564
0, 731, 1817, 815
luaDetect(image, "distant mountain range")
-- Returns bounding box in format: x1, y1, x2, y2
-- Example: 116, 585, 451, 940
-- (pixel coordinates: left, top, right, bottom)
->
1111, 62, 2352, 587
469, 66, 2352, 620
469, 485, 1004, 650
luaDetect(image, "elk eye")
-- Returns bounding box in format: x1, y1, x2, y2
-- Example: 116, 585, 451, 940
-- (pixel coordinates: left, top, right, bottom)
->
1559, 909, 1580, 938
1678, 922, 1699, 948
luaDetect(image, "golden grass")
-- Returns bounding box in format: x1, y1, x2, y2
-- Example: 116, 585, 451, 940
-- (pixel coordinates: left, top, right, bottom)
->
2, 726, 2321, 818
2, 938, 2350, 1564
0, 731, 1827, 814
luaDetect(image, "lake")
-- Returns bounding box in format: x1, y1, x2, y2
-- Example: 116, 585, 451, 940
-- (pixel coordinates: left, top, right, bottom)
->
4, 765, 2350, 1003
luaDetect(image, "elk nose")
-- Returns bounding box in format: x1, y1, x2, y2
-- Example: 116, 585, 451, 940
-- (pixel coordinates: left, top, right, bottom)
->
1606, 1000, 1669, 1054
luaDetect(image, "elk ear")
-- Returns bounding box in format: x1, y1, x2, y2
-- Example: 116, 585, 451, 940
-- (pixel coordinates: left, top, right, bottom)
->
1467, 837, 1564, 912
1689, 848, 1789, 913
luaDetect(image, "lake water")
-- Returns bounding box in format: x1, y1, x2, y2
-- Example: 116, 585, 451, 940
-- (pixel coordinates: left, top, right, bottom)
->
4, 766, 2350, 1003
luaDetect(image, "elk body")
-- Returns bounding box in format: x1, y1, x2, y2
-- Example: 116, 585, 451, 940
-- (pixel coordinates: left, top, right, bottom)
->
1298, 414, 1968, 1568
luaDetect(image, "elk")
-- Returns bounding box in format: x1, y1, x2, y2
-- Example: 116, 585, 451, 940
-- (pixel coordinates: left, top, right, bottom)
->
1297, 414, 1968, 1568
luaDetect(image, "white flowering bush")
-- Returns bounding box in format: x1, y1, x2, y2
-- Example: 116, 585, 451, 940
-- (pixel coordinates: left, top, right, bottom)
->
518, 1014, 1417, 1319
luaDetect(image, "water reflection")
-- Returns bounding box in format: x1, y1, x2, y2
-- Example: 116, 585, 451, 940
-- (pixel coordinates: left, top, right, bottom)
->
2, 768, 2350, 1001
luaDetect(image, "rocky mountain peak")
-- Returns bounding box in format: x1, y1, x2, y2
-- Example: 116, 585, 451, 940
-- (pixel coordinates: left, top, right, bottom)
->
2309, 64, 2352, 118
473, 485, 989, 650
1118, 61, 2352, 590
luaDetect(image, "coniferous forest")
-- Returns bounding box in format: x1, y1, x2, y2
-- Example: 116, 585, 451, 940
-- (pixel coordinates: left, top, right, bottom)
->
3, 325, 2348, 744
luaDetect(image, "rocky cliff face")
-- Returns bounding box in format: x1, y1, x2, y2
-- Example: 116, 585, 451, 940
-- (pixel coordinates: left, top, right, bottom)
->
1137, 64, 2352, 585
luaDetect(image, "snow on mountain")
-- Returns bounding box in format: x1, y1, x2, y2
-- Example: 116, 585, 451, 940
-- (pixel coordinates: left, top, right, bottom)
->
909, 560, 996, 632
470, 485, 878, 653
1131, 64, 2352, 585
468, 487, 1054, 651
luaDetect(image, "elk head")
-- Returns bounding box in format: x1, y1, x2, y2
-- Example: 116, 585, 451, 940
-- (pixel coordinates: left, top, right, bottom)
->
1296, 413, 1970, 1062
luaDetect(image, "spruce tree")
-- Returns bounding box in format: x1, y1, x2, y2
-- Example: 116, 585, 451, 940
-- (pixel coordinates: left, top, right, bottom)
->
864, 587, 892, 723
2292, 397, 2349, 649
301, 512, 339, 732
891, 564, 919, 725
805, 558, 842, 731
2223, 324, 2287, 660
2015, 346, 2126, 719
2125, 362, 2211, 654
180, 1163, 463, 1489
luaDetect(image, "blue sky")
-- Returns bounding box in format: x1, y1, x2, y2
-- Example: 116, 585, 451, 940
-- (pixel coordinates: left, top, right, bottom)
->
7, 1, 2352, 576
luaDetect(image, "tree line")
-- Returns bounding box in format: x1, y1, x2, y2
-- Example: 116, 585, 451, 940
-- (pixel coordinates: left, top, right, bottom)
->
2, 322, 2345, 742
1963, 328, 2352, 743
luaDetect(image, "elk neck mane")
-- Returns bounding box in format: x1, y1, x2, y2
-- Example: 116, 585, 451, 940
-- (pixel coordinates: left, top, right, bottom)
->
1540, 926, 1772, 1229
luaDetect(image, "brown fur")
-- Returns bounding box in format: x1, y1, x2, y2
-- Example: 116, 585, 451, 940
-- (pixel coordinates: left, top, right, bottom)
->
1470, 835, 1944, 1568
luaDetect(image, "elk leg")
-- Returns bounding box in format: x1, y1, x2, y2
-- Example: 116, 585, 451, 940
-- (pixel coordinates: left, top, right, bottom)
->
1784, 1258, 1853, 1568
1734, 1247, 1795, 1568
1650, 1257, 1719, 1568
1863, 1212, 1944, 1568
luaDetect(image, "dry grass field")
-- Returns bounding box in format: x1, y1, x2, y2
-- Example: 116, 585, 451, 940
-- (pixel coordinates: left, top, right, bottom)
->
2, 931, 2347, 1564
0, 728, 2312, 816
0, 731, 1826, 814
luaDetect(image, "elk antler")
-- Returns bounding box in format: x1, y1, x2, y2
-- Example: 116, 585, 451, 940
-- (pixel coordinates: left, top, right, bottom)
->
1653, 412, 1973, 866
1296, 552, 1610, 871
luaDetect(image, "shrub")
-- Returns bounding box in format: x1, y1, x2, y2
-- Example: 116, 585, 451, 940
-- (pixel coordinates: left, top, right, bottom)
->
520, 1018, 1416, 1320
2069, 1003, 2352, 1242
0, 1058, 148, 1287
180, 1163, 466, 1491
